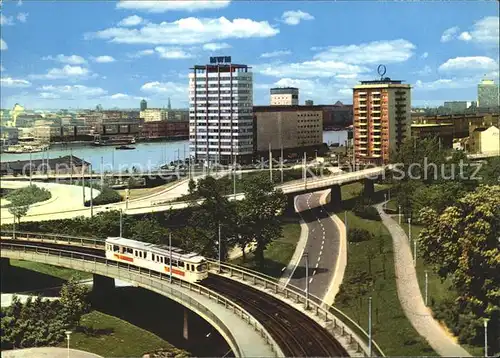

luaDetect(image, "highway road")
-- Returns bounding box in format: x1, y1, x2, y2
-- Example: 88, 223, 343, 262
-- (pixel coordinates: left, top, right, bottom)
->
287, 191, 341, 299
0, 181, 99, 225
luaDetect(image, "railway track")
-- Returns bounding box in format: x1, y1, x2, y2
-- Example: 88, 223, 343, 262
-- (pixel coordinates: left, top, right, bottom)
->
203, 275, 348, 357
2, 239, 350, 357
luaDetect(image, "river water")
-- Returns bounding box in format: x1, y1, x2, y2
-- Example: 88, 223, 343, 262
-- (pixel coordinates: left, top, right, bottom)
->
1, 130, 348, 172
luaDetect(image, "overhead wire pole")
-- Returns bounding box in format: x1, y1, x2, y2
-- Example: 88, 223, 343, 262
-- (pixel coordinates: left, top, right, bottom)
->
82, 157, 86, 205
303, 152, 307, 189
218, 223, 222, 273
169, 233, 173, 283
100, 156, 104, 189
280, 145, 284, 183
29, 152, 32, 186
269, 142, 273, 182
119, 209, 123, 238
304, 252, 309, 310
90, 163, 94, 218
69, 148, 73, 185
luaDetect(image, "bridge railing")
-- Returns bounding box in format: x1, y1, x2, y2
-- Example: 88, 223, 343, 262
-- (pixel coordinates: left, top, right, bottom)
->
0, 230, 106, 248
206, 259, 385, 357
0, 242, 283, 358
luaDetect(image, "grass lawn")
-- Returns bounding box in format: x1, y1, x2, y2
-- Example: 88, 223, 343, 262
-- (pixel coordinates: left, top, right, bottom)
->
335, 210, 437, 356
230, 220, 301, 278
117, 180, 179, 200
59, 310, 188, 357
10, 260, 91, 281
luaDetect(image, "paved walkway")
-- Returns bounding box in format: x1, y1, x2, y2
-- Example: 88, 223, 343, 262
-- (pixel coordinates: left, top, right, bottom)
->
2, 347, 102, 358
375, 202, 471, 357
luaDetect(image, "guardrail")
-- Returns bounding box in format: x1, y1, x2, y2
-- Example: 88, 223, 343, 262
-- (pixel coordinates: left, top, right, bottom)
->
1, 230, 106, 248
0, 243, 283, 358
206, 259, 385, 357
2, 231, 384, 356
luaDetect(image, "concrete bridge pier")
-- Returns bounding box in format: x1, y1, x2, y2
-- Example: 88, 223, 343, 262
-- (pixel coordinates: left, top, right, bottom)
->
363, 178, 375, 199
286, 194, 297, 215
183, 308, 189, 341
92, 274, 115, 293
325, 184, 342, 210
1, 258, 10, 281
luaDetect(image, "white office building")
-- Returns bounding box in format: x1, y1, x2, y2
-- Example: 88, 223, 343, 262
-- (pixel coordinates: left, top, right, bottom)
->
189, 57, 254, 165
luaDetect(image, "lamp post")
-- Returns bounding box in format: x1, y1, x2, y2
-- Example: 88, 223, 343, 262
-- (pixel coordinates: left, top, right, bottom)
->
484, 318, 489, 357
383, 193, 387, 210
408, 217, 412, 244
65, 330, 72, 358
413, 239, 417, 267
29, 152, 32, 185
119, 209, 123, 237
304, 252, 309, 310
368, 297, 372, 357
233, 159, 236, 200
69, 148, 73, 185
81, 157, 85, 205
218, 223, 222, 273
303, 152, 307, 189
269, 143, 273, 182
280, 145, 284, 183
89, 163, 93, 218
424, 270, 429, 306
398, 205, 402, 225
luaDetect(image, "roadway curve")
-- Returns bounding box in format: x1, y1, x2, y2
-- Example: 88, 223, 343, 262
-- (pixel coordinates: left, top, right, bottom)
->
0, 181, 99, 225
287, 191, 341, 300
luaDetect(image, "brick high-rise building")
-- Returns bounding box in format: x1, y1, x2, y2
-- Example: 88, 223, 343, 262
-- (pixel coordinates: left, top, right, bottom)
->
189, 56, 253, 165
353, 78, 411, 165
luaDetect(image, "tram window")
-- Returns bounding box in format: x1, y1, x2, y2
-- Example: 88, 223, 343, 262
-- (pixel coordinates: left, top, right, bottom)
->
178, 262, 184, 268
160, 257, 164, 264
127, 248, 133, 254
113, 245, 119, 252
120, 246, 126, 254
197, 264, 206, 272
143, 251, 147, 259
152, 254, 155, 261
134, 250, 138, 256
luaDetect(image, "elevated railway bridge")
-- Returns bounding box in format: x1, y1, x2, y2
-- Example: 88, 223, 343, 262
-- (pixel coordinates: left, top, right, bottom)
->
1, 231, 384, 358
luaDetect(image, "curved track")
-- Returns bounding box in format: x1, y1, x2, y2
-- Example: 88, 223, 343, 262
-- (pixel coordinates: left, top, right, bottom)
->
1, 238, 349, 357
203, 275, 348, 357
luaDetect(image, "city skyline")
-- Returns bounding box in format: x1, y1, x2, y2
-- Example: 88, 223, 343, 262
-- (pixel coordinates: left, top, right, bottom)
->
0, 1, 499, 109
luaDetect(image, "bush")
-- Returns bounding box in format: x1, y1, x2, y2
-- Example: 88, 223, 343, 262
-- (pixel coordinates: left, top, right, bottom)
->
5, 185, 51, 207
348, 228, 373, 243
353, 205, 380, 221
85, 187, 122, 207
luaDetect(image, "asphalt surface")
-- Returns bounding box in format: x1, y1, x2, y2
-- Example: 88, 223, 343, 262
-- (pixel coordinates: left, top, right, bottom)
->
288, 191, 340, 299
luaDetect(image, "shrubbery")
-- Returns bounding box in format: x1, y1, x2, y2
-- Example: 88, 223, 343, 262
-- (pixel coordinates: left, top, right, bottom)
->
348, 228, 373, 243
353, 204, 380, 221
0, 278, 90, 350
84, 187, 122, 207
5, 185, 51, 207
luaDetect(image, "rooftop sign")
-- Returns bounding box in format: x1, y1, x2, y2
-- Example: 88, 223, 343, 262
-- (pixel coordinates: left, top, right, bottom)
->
210, 56, 232, 64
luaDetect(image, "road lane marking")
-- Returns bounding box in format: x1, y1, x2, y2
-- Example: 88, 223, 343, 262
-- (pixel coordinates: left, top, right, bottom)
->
317, 256, 321, 263
309, 277, 314, 284
319, 250, 323, 256
313, 269, 317, 275
315, 262, 319, 268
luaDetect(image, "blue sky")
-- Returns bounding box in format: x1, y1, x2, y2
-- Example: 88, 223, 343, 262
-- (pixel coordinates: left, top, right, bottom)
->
0, 0, 498, 110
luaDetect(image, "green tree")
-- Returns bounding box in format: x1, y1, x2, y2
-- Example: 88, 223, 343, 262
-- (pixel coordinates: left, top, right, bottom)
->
238, 173, 286, 267
418, 185, 500, 352
480, 157, 500, 185
7, 192, 31, 224
59, 277, 90, 328
188, 178, 196, 195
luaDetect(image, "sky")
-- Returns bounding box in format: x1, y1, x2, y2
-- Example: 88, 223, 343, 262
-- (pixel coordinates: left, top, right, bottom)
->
0, 0, 498, 110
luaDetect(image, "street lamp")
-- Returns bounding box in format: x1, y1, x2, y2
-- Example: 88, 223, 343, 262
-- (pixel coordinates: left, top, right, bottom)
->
398, 205, 402, 225
218, 224, 222, 273
484, 318, 489, 357
383, 193, 387, 210
424, 270, 429, 306
119, 209, 123, 238
65, 330, 72, 358
303, 252, 309, 310
408, 217, 412, 244
413, 239, 417, 267
368, 297, 372, 357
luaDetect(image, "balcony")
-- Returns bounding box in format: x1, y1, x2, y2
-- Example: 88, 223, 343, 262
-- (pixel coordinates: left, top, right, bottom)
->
358, 121, 368, 126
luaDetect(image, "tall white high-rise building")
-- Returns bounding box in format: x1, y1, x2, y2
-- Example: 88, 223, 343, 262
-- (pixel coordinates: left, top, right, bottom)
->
189, 57, 254, 165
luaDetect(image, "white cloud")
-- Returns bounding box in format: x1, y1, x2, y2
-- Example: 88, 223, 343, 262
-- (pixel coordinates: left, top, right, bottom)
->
140, 81, 189, 106
202, 42, 231, 51
30, 65, 93, 80
414, 78, 477, 91
441, 26, 460, 42
1, 14, 14, 26
16, 12, 28, 23
128, 49, 155, 58
0, 38, 7, 51
17, 0, 23, 6
118, 15, 145, 27
421, 52, 429, 59
458, 32, 472, 41
42, 54, 87, 65
91, 55, 116, 63
313, 39, 416, 64
155, 47, 193, 59
459, 16, 499, 45
266, 78, 353, 103
0, 65, 4, 72
281, 10, 314, 26
260, 50, 291, 58
109, 93, 130, 100
414, 65, 433, 76
116, 0, 231, 13
256, 60, 368, 79
1, 77, 32, 88
86, 17, 279, 45
438, 56, 498, 72
37, 85, 107, 98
